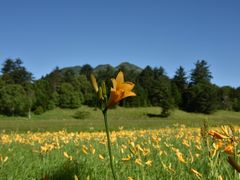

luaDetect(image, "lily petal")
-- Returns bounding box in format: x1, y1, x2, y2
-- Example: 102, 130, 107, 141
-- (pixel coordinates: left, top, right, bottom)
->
118, 82, 135, 91
123, 91, 136, 99
116, 71, 124, 84
111, 79, 117, 90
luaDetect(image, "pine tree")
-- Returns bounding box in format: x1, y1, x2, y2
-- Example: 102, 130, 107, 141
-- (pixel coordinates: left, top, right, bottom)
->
173, 66, 188, 92
190, 60, 212, 85
172, 66, 188, 108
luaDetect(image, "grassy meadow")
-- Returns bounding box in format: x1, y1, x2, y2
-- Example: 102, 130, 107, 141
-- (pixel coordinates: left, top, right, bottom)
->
1, 126, 240, 179
0, 106, 240, 132
0, 107, 240, 179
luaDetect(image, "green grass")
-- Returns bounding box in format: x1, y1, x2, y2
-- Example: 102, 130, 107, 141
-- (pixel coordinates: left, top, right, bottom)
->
0, 106, 239, 132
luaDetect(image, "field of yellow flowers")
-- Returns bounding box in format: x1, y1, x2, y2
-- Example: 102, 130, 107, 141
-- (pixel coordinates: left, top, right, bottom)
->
0, 124, 239, 179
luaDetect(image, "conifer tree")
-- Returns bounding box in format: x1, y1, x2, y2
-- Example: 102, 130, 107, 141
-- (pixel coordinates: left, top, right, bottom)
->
190, 60, 212, 85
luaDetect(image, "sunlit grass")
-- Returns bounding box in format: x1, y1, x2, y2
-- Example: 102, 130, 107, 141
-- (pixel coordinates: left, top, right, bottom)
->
0, 106, 240, 132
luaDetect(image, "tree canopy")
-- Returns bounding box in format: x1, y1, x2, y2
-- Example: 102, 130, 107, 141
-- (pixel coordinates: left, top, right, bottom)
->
0, 58, 239, 117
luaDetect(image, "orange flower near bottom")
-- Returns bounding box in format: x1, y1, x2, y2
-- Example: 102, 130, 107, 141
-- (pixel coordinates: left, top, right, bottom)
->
107, 71, 136, 108
213, 141, 223, 150
224, 144, 234, 154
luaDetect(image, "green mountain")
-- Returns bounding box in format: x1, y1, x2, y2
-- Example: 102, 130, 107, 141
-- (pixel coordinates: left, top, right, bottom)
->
57, 62, 143, 77
93, 64, 115, 74
116, 62, 142, 73
60, 66, 82, 76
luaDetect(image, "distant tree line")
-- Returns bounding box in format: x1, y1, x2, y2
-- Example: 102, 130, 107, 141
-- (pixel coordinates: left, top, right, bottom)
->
0, 58, 240, 117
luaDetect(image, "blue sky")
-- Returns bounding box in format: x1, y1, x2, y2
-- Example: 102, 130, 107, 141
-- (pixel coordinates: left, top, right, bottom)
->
0, 0, 240, 87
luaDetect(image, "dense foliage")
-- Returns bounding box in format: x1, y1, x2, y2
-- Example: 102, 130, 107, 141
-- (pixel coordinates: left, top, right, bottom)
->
0, 59, 239, 116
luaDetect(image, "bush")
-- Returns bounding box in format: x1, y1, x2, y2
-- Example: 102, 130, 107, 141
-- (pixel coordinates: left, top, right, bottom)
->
73, 111, 90, 120
160, 108, 171, 117
34, 106, 44, 115
47, 100, 56, 110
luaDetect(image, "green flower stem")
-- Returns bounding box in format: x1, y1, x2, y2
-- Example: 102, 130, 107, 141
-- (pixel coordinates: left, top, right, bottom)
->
103, 109, 117, 180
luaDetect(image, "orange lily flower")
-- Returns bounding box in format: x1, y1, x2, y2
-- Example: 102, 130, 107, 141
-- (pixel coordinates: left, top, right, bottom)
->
224, 144, 234, 154
208, 130, 228, 139
107, 71, 136, 108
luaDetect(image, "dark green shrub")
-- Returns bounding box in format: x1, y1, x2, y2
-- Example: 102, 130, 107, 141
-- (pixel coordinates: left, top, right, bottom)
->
73, 110, 90, 119
34, 106, 44, 115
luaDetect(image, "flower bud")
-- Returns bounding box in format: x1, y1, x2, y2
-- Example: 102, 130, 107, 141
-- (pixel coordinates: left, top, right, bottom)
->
101, 81, 107, 97
98, 87, 103, 100
90, 74, 98, 93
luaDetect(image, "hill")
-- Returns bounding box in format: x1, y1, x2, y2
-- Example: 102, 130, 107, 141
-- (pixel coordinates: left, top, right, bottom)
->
56, 62, 142, 78
60, 65, 82, 76
116, 62, 142, 73
93, 64, 115, 74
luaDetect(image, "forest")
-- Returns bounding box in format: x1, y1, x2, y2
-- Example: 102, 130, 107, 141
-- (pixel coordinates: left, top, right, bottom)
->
0, 58, 239, 117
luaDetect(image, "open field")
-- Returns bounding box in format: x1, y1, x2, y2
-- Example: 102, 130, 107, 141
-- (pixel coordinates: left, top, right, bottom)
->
0, 106, 240, 132
0, 126, 239, 179
0, 107, 240, 179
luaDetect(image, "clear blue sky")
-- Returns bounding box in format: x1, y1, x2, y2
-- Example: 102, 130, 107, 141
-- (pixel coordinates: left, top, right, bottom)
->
0, 0, 240, 87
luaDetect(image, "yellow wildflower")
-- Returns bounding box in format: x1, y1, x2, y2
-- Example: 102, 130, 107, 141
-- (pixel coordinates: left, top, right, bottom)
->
195, 153, 200, 158
122, 155, 131, 161
218, 175, 223, 180
63, 151, 73, 161
0, 156, 8, 163
191, 168, 202, 179
176, 152, 186, 164
128, 176, 133, 180
136, 144, 143, 152
195, 144, 202, 150
161, 162, 175, 173
98, 154, 105, 160
172, 147, 186, 163
89, 144, 95, 154
82, 145, 88, 155
189, 149, 194, 163
145, 160, 152, 166
142, 148, 150, 156
135, 158, 142, 166
182, 139, 190, 147
221, 125, 232, 137
63, 151, 69, 158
